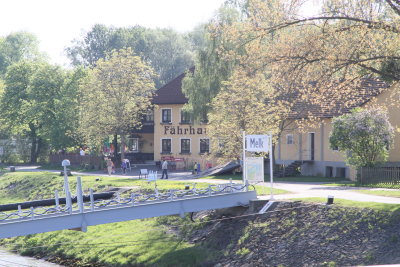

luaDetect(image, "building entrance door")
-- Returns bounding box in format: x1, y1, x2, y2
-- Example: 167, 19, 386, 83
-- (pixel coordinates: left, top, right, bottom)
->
309, 133, 315, 161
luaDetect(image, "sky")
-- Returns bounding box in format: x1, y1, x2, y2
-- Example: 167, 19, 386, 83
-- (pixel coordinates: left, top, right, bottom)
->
0, 0, 320, 67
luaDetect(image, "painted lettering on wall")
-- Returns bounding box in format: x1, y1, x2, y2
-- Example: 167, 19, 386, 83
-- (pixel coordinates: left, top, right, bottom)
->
164, 126, 207, 135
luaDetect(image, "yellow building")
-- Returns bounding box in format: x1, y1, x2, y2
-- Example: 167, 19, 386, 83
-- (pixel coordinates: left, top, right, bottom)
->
130, 71, 212, 171
276, 79, 397, 180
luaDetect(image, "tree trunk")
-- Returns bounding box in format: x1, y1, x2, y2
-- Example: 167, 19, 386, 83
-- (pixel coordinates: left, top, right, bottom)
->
29, 124, 38, 163
121, 135, 126, 161
113, 134, 118, 159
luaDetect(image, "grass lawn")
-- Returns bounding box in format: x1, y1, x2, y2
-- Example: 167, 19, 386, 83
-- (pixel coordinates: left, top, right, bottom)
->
37, 163, 97, 173
201, 173, 348, 183
355, 189, 400, 198
291, 197, 400, 212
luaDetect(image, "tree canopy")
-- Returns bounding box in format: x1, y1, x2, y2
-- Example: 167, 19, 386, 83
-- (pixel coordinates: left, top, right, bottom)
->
67, 24, 194, 88
1, 61, 86, 162
79, 48, 156, 159
330, 108, 394, 167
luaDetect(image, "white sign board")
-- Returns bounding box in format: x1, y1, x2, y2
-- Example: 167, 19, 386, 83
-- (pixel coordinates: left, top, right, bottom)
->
246, 135, 270, 152
245, 157, 264, 182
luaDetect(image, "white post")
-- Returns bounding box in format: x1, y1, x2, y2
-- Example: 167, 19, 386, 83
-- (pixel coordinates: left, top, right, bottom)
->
76, 176, 84, 213
243, 131, 246, 183
67, 191, 72, 214
269, 134, 274, 200
55, 190, 60, 211
89, 188, 94, 212
18, 205, 22, 216
63, 165, 70, 195
131, 193, 135, 206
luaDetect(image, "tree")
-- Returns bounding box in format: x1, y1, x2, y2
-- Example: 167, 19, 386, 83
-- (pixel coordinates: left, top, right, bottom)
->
0, 31, 44, 76
67, 25, 193, 88
182, 4, 241, 121
329, 108, 394, 167
208, 68, 278, 160
79, 48, 156, 160
1, 61, 85, 162
190, 0, 400, 163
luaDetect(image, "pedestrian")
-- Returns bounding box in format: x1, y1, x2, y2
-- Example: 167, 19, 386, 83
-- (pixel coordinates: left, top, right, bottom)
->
196, 162, 201, 174
121, 160, 127, 174
161, 160, 168, 179
193, 162, 197, 174
106, 158, 113, 176
80, 148, 85, 156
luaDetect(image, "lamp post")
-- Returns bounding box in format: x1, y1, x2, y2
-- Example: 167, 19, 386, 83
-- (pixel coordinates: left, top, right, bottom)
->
61, 159, 72, 212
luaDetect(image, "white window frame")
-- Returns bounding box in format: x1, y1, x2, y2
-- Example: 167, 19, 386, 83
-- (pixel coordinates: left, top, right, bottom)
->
129, 138, 139, 152
286, 134, 294, 145
160, 138, 172, 153
180, 108, 192, 124
199, 138, 210, 154
161, 108, 172, 123
180, 137, 191, 154
145, 109, 154, 122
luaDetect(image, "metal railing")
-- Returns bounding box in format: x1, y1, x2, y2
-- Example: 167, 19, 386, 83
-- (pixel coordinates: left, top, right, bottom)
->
0, 179, 250, 222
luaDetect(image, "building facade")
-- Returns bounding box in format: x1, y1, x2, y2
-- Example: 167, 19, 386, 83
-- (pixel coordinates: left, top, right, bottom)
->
276, 80, 400, 180
129, 71, 213, 171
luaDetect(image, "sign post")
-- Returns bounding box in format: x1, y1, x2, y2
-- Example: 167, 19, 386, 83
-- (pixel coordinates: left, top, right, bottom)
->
244, 134, 274, 200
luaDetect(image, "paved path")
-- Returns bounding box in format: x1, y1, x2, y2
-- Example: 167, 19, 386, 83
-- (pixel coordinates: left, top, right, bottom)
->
187, 178, 400, 204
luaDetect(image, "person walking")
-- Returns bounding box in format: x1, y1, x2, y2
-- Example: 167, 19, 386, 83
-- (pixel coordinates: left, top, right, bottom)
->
121, 160, 127, 174
106, 158, 113, 176
161, 160, 168, 179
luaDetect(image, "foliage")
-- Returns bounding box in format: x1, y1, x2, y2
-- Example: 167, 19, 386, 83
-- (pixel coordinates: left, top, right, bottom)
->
79, 48, 156, 159
190, 0, 400, 162
182, 5, 240, 121
208, 69, 278, 160
66, 24, 194, 88
330, 108, 394, 167
0, 31, 44, 76
0, 61, 86, 162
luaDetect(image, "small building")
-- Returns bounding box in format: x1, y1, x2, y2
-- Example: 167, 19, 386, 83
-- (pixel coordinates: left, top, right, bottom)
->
276, 79, 399, 180
129, 71, 212, 171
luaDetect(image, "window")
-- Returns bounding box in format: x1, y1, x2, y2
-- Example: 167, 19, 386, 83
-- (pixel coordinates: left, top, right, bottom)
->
161, 139, 171, 153
180, 110, 192, 124
145, 110, 154, 122
325, 166, 333, 177
332, 145, 339, 151
180, 139, 191, 154
286, 134, 294, 145
161, 109, 171, 123
200, 139, 210, 154
128, 138, 139, 152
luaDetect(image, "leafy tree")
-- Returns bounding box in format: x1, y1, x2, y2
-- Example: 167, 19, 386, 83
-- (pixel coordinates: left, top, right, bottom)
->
67, 25, 193, 88
208, 69, 277, 160
0, 31, 44, 76
182, 5, 241, 121
79, 48, 156, 160
329, 108, 394, 167
1, 61, 85, 162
